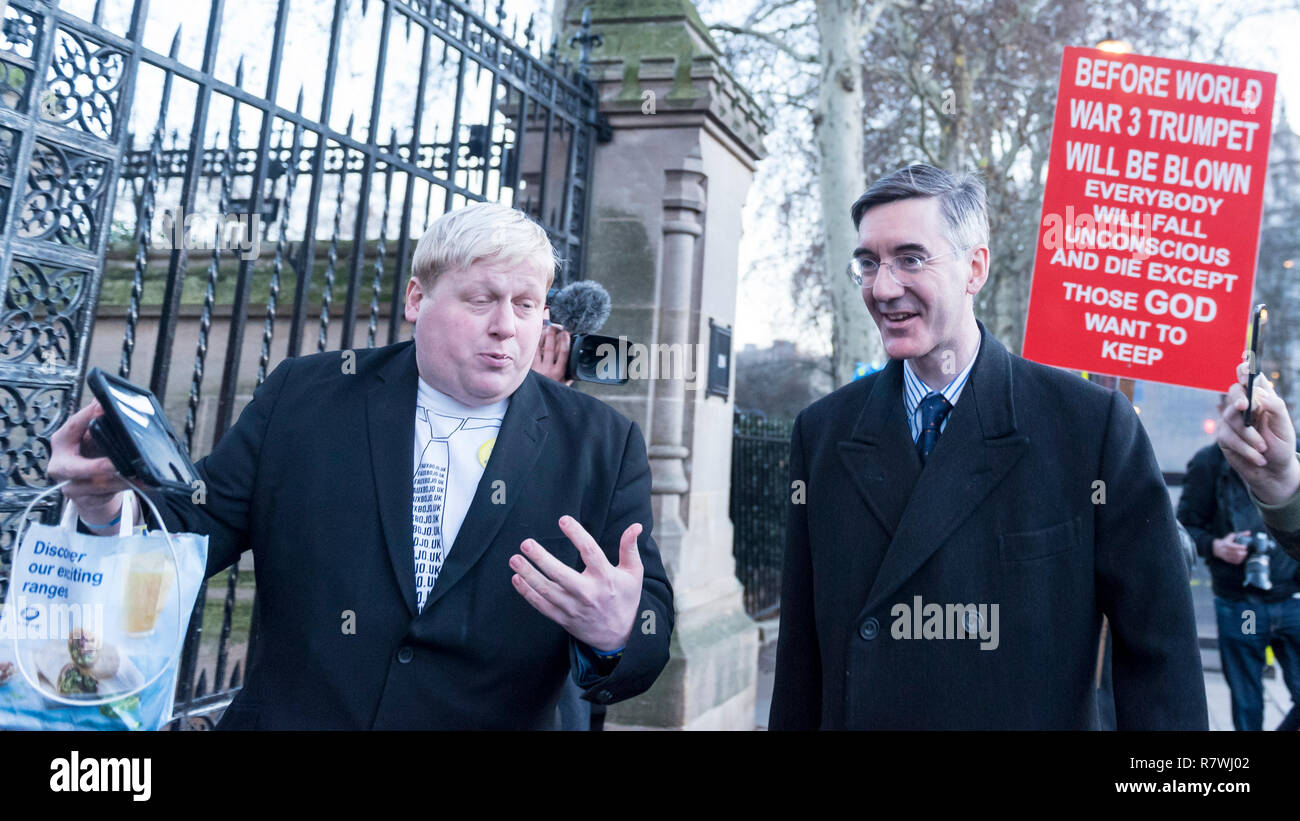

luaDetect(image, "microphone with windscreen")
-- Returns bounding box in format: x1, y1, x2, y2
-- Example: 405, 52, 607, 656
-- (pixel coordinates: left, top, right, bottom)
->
546, 280, 630, 385
548, 280, 609, 336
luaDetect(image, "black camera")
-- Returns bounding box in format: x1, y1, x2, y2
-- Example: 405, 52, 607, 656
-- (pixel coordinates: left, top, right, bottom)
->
546, 282, 630, 386
1235, 531, 1279, 592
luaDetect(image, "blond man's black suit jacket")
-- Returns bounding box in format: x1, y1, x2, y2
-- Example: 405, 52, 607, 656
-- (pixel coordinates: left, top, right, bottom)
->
150, 342, 673, 729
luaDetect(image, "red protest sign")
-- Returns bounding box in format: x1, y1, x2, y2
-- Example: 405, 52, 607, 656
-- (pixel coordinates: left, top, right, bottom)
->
1021, 47, 1275, 392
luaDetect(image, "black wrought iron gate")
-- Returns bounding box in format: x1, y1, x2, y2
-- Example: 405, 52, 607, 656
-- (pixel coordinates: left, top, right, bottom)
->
0, 0, 600, 728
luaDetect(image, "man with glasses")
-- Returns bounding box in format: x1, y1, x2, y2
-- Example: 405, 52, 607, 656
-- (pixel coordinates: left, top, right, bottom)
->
769, 163, 1207, 730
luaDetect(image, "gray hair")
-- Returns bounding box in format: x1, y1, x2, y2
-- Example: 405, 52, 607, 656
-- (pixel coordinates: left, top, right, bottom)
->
411, 201, 559, 289
850, 163, 989, 252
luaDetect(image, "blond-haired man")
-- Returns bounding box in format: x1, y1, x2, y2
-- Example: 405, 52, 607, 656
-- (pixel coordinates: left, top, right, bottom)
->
49, 202, 674, 729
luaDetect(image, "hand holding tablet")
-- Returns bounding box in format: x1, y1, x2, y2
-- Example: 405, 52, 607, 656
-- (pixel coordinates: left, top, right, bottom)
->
83, 368, 200, 496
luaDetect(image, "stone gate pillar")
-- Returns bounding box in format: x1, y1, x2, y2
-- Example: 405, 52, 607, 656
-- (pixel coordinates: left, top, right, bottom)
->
557, 0, 767, 730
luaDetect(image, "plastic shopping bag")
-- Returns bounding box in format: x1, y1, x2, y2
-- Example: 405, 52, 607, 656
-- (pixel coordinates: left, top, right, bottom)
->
0, 489, 207, 730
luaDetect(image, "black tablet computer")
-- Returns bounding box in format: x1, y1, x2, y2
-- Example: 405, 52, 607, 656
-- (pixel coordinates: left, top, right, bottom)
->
85, 367, 200, 495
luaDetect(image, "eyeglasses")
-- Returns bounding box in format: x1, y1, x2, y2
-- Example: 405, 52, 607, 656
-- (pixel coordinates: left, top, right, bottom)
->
847, 246, 972, 287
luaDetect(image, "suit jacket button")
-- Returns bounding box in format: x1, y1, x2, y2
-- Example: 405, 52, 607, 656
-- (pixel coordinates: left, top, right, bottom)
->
396, 646, 414, 664
596, 689, 614, 704
859, 618, 880, 641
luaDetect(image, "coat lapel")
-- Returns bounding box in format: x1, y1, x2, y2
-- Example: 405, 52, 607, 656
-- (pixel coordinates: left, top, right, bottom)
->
837, 359, 921, 539
418, 370, 550, 615
367, 344, 420, 618
861, 324, 1030, 617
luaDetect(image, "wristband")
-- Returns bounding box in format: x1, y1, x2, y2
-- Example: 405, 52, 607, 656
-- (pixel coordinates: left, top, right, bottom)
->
81, 511, 122, 529
592, 646, 625, 658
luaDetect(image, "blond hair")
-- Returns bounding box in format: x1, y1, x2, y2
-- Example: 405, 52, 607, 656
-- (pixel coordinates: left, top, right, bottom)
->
410, 201, 558, 290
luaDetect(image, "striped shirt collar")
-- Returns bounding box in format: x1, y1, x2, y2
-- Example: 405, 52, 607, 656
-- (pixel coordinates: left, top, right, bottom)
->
902, 339, 980, 439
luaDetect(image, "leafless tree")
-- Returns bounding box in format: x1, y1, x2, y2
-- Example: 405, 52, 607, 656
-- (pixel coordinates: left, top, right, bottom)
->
704, 0, 1299, 381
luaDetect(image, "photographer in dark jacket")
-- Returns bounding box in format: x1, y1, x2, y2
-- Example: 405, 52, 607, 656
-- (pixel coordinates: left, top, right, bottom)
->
1180, 401, 1300, 731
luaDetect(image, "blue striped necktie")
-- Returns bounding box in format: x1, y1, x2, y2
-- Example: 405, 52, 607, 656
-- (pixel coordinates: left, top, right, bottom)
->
916, 393, 952, 463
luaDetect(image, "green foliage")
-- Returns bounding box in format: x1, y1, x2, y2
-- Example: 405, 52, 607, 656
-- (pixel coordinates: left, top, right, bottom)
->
96, 239, 390, 309
200, 570, 254, 648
